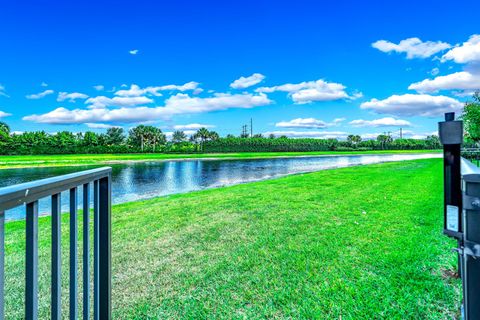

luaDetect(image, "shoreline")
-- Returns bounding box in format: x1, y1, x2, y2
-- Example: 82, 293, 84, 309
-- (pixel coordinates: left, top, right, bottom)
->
0, 150, 441, 170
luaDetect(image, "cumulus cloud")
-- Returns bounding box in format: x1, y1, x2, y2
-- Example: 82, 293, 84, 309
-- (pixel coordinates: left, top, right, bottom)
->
129, 49, 139, 55
57, 92, 89, 102
93, 85, 105, 91
23, 92, 272, 124
230, 73, 265, 89
85, 95, 154, 109
275, 118, 329, 129
0, 111, 11, 118
173, 123, 215, 130
41, 82, 48, 87
349, 117, 412, 127
430, 68, 440, 76
442, 34, 480, 64
257, 79, 355, 104
360, 94, 463, 117
26, 89, 54, 99
408, 71, 480, 93
115, 82, 200, 97
85, 123, 118, 129
372, 37, 451, 58
263, 130, 348, 139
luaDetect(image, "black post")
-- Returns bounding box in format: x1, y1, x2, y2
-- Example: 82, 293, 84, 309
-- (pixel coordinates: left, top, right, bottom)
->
439, 112, 463, 286
462, 174, 480, 319
439, 112, 463, 239
99, 175, 112, 319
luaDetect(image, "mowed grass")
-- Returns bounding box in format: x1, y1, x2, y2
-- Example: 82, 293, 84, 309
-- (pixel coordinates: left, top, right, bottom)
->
0, 149, 440, 169
3, 158, 459, 319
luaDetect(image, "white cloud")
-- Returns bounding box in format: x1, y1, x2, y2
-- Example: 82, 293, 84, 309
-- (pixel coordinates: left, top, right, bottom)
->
85, 95, 154, 109
263, 130, 348, 139
349, 117, 412, 127
333, 117, 346, 124
257, 79, 354, 104
0, 111, 11, 118
430, 67, 439, 76
408, 71, 480, 93
57, 92, 89, 102
230, 73, 265, 89
115, 82, 200, 97
24, 92, 272, 124
93, 85, 105, 91
129, 49, 139, 55
173, 123, 215, 130
275, 118, 329, 129
26, 89, 54, 99
360, 94, 463, 117
85, 123, 118, 129
372, 37, 451, 58
442, 34, 480, 64
41, 82, 48, 87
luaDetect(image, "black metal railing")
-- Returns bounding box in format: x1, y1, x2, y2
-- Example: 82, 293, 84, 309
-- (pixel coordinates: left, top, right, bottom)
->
0, 167, 112, 319
462, 148, 480, 166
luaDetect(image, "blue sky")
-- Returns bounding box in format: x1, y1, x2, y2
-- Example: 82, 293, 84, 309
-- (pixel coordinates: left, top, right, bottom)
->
1, 0, 480, 139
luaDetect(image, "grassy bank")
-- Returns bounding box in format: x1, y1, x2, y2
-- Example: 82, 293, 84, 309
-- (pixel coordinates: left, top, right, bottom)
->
4, 158, 458, 318
0, 149, 440, 169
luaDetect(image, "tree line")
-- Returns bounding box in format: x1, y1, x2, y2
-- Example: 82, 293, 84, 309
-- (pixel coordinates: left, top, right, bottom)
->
0, 121, 442, 155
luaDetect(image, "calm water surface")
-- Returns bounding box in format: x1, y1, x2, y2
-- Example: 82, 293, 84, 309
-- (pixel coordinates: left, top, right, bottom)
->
0, 153, 440, 220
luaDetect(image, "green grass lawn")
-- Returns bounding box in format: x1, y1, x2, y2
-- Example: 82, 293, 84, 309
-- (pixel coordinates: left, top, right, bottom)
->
3, 158, 459, 319
0, 149, 440, 169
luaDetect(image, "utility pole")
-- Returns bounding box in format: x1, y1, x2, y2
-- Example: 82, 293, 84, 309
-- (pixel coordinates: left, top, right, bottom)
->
250, 118, 253, 137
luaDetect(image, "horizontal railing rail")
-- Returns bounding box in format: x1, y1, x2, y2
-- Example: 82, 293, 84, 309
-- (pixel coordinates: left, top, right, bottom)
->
0, 167, 112, 319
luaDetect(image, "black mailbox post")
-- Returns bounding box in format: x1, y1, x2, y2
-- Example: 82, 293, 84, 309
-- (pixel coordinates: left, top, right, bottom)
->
439, 112, 463, 239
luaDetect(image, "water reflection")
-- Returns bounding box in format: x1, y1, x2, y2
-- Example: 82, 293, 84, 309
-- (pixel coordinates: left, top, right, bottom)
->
0, 153, 440, 220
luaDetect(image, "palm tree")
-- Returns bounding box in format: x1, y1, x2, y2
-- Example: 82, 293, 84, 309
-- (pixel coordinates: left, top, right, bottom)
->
129, 125, 148, 151
172, 130, 187, 143
194, 127, 211, 151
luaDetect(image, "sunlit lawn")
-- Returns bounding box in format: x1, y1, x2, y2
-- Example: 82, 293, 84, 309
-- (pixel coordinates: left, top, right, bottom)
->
4, 158, 459, 318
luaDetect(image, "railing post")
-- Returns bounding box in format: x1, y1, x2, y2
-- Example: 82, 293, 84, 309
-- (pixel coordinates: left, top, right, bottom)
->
25, 201, 39, 320
70, 187, 78, 319
99, 175, 112, 319
51, 194, 61, 320
83, 183, 90, 320
0, 211, 4, 320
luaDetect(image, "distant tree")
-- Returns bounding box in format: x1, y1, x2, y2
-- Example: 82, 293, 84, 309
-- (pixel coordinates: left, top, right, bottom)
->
192, 128, 218, 151
279, 135, 288, 139
172, 130, 187, 143
268, 133, 276, 139
425, 135, 441, 149
253, 133, 264, 138
105, 127, 125, 145
226, 134, 235, 138
377, 134, 393, 149
129, 125, 148, 151
347, 134, 362, 147
208, 131, 219, 141
0, 121, 10, 134
147, 127, 166, 152
83, 131, 100, 146
0, 121, 10, 143
462, 92, 480, 142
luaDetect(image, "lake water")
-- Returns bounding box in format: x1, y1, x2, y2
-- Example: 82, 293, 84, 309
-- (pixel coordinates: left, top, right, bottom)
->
0, 153, 440, 220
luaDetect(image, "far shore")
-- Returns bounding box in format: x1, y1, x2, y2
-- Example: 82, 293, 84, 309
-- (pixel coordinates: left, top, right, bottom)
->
0, 150, 441, 169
